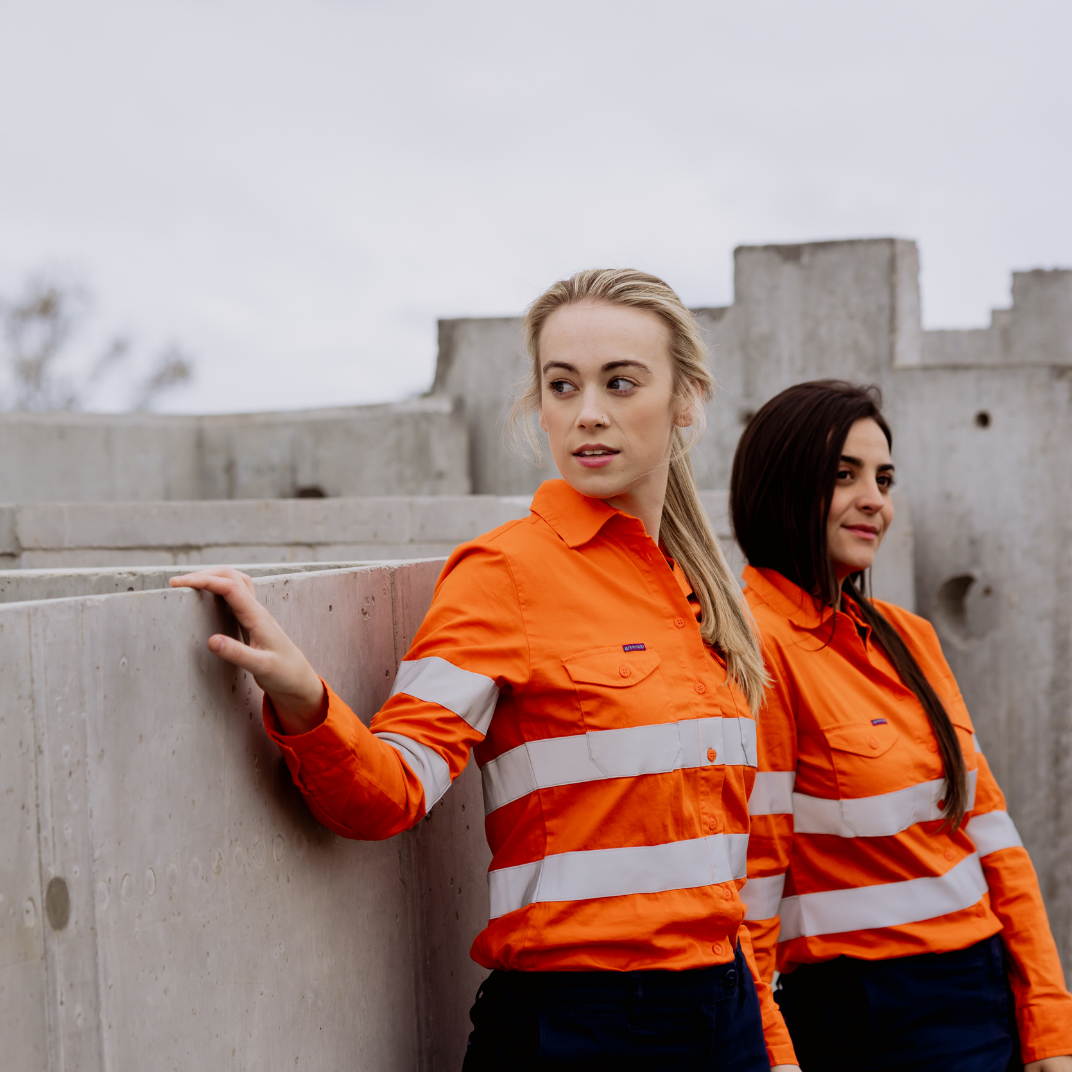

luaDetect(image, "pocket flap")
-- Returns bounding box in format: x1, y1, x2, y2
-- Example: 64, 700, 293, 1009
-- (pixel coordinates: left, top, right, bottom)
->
824, 720, 899, 758
564, 647, 662, 688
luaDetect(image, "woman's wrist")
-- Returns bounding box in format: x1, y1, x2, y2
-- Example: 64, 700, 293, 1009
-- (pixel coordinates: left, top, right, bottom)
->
269, 675, 329, 736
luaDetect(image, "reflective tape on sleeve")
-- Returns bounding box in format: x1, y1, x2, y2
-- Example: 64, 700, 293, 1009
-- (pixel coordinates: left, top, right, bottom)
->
966, 810, 1024, 857
793, 769, 978, 838
748, 771, 796, 816
374, 731, 452, 812
741, 873, 786, 920
778, 853, 989, 941
480, 717, 757, 815
390, 656, 499, 735
487, 832, 749, 919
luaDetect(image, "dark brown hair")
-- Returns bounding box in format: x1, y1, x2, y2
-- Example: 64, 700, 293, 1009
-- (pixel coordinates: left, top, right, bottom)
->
730, 380, 968, 828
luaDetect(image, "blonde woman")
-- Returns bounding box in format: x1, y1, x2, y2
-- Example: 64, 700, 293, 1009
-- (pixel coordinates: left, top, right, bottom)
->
172, 269, 798, 1070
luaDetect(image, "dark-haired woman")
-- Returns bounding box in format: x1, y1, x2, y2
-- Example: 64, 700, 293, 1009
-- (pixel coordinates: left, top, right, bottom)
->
732, 380, 1072, 1071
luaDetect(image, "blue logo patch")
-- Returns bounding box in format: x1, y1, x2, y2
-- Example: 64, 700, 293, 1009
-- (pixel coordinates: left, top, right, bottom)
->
622, 643, 646, 652
871, 718, 888, 726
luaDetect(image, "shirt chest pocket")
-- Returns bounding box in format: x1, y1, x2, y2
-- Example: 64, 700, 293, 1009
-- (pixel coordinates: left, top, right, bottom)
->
822, 720, 902, 798
563, 647, 674, 732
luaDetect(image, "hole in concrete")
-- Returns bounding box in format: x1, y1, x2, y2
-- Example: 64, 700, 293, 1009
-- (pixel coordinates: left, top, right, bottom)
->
975, 411, 991, 428
45, 876, 70, 930
931, 572, 999, 647
934, 574, 974, 638
295, 485, 327, 499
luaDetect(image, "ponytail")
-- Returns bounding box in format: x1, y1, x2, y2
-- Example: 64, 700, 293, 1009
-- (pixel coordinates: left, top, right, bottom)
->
661, 431, 768, 714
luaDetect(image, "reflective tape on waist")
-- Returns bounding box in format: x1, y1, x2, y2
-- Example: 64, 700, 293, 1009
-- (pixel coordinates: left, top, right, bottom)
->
480, 716, 757, 815
792, 769, 978, 838
778, 853, 989, 941
487, 832, 749, 919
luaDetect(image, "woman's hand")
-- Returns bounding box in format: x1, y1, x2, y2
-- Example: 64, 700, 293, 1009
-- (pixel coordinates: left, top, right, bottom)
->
170, 567, 327, 735
1026, 1059, 1072, 1071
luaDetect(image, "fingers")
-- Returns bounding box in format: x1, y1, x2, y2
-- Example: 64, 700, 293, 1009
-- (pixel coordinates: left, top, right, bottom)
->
206, 633, 275, 678
170, 570, 266, 631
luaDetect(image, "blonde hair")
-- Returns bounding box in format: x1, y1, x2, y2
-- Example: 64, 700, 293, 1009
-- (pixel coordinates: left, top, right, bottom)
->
512, 267, 768, 714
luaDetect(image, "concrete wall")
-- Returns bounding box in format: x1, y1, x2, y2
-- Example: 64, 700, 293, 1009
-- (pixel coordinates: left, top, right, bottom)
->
435, 241, 1072, 973
0, 490, 917, 614
0, 397, 470, 503
0, 495, 533, 570
1, 560, 493, 1072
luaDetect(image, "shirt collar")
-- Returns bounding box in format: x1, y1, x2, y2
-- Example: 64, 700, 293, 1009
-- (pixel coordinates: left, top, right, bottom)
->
530, 479, 647, 548
742, 564, 836, 629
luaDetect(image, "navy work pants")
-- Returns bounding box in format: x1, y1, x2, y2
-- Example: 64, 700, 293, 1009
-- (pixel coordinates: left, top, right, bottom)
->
462, 943, 769, 1071
775, 935, 1022, 1072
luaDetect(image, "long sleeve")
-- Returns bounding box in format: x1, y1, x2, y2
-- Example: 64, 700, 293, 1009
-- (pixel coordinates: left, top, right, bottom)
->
737, 923, 797, 1066
264, 541, 529, 840
742, 640, 798, 983
967, 749, 1072, 1063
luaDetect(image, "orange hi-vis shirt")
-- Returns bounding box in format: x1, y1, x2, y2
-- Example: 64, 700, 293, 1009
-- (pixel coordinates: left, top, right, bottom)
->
741, 565, 1072, 1064
262, 481, 795, 1062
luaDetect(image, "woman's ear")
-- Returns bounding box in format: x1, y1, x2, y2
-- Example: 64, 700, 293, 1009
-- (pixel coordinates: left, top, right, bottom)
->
538, 407, 548, 433
673, 386, 701, 429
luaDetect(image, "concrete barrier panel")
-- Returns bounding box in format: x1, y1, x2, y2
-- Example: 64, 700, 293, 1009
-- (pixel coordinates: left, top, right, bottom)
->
2, 560, 497, 1071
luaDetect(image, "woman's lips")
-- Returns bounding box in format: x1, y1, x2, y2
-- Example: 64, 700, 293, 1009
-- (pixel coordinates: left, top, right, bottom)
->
844, 524, 879, 540
573, 447, 619, 469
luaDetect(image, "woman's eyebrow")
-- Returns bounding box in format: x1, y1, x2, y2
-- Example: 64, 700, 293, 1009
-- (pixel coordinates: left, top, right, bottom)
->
840, 454, 895, 472
602, 360, 652, 373
542, 360, 578, 374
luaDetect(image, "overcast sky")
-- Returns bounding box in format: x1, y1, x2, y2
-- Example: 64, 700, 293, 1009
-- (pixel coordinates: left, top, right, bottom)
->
1, 0, 1069, 413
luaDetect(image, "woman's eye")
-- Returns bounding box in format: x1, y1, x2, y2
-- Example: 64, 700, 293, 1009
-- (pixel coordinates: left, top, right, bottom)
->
548, 380, 575, 395
607, 377, 635, 392
836, 468, 852, 481
878, 474, 895, 488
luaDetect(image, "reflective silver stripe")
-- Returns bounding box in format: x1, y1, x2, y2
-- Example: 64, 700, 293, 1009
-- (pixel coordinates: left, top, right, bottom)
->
793, 768, 978, 838
748, 771, 796, 816
374, 731, 452, 811
972, 733, 981, 754
390, 656, 498, 735
741, 874, 786, 920
480, 717, 757, 815
966, 810, 1023, 857
778, 853, 989, 940
487, 832, 749, 919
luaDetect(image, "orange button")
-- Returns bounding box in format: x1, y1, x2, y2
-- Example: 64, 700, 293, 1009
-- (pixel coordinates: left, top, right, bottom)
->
618, 665, 631, 678
695, 682, 706, 694
977, 905, 987, 917
868, 737, 879, 749
707, 748, 717, 762
928, 743, 938, 753
675, 617, 685, 628
712, 943, 723, 955
722, 888, 733, 900
944, 850, 954, 861
708, 819, 718, 831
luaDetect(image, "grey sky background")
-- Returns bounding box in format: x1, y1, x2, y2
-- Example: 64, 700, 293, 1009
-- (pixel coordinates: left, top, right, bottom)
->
1, 0, 1069, 413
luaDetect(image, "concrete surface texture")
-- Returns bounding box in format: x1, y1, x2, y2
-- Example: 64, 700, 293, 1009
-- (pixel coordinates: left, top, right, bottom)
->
0, 397, 470, 503
439, 240, 1072, 974
1, 560, 492, 1072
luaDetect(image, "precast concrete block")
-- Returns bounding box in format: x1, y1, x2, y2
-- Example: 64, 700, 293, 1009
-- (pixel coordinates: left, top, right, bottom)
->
0, 399, 470, 504
2, 559, 501, 1070
1008, 270, 1072, 366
